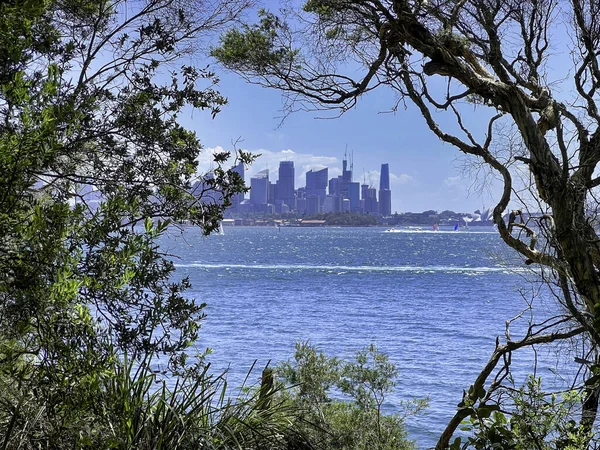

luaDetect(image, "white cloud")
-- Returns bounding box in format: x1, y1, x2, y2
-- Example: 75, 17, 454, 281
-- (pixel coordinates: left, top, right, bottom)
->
249, 149, 338, 185
360, 169, 380, 187
444, 176, 462, 188
195, 146, 230, 172
197, 146, 339, 187
391, 173, 414, 185
360, 169, 414, 188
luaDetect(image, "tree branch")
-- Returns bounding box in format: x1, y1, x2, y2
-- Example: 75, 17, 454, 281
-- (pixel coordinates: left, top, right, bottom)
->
436, 326, 586, 450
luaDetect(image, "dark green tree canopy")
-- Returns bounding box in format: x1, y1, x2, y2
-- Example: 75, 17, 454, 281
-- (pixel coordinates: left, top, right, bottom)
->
0, 0, 252, 367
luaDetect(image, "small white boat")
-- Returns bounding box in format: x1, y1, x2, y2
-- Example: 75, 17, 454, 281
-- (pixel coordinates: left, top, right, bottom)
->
384, 227, 402, 233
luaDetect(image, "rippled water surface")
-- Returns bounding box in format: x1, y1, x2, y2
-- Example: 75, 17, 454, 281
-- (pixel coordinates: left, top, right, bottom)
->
160, 226, 571, 448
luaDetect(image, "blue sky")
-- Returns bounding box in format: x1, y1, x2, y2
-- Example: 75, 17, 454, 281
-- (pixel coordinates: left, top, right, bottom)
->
188, 70, 504, 214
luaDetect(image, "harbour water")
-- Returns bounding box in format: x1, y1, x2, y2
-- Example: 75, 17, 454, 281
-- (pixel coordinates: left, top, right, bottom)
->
161, 226, 574, 448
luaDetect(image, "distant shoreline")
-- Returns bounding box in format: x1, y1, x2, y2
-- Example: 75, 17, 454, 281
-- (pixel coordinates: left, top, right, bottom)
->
219, 222, 496, 228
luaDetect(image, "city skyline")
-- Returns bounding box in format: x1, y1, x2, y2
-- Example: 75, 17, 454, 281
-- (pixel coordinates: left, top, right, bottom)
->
195, 144, 508, 214
230, 154, 393, 216
197, 147, 422, 213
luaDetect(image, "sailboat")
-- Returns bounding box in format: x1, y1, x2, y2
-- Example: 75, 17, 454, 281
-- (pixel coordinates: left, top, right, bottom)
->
462, 216, 473, 229
454, 223, 459, 231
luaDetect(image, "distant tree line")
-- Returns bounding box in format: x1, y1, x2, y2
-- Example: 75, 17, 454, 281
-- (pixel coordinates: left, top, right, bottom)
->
304, 212, 379, 226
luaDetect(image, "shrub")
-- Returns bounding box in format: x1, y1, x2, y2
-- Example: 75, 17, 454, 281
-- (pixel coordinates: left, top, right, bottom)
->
275, 342, 427, 450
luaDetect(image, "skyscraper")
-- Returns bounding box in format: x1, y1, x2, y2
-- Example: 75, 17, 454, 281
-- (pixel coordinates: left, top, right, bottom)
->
250, 169, 269, 206
268, 181, 275, 204
276, 161, 295, 211
379, 189, 391, 216
362, 185, 378, 214
306, 167, 328, 214
329, 177, 340, 197
341, 155, 352, 198
307, 168, 328, 197
349, 181, 360, 212
361, 183, 369, 202
379, 163, 390, 191
379, 163, 392, 216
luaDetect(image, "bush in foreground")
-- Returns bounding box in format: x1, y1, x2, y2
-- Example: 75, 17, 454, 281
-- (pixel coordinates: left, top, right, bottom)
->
274, 342, 427, 450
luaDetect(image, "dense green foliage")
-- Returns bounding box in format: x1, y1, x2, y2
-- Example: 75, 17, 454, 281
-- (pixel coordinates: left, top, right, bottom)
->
211, 9, 298, 74
0, 0, 249, 357
0, 0, 256, 446
1, 350, 290, 449
274, 342, 426, 450
7, 0, 595, 447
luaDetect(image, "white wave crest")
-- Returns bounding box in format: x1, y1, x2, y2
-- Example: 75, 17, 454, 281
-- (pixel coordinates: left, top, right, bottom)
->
174, 263, 527, 274
383, 229, 497, 235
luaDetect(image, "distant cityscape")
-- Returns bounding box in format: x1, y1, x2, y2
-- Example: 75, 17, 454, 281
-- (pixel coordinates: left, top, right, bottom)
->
214, 153, 393, 217
188, 154, 499, 227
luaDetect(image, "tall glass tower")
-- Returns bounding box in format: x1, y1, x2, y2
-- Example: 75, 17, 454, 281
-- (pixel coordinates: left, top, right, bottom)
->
379, 163, 392, 216
276, 161, 295, 210
250, 169, 269, 206
379, 163, 390, 191
306, 167, 328, 201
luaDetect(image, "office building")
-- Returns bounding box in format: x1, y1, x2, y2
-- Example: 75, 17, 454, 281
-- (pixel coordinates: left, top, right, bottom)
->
306, 167, 328, 214
326, 153, 354, 211
323, 195, 341, 213
296, 187, 306, 213
306, 168, 328, 201
361, 183, 369, 202
342, 198, 351, 212
306, 196, 320, 214
362, 184, 378, 214
276, 161, 295, 211
239, 154, 392, 216
379, 163, 392, 216
380, 163, 390, 191
268, 181, 275, 205
329, 177, 340, 197
296, 186, 306, 199
379, 189, 392, 216
250, 169, 269, 206
341, 155, 352, 199
349, 182, 360, 212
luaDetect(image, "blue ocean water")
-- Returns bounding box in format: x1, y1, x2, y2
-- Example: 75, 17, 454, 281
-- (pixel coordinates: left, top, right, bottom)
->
161, 226, 573, 449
